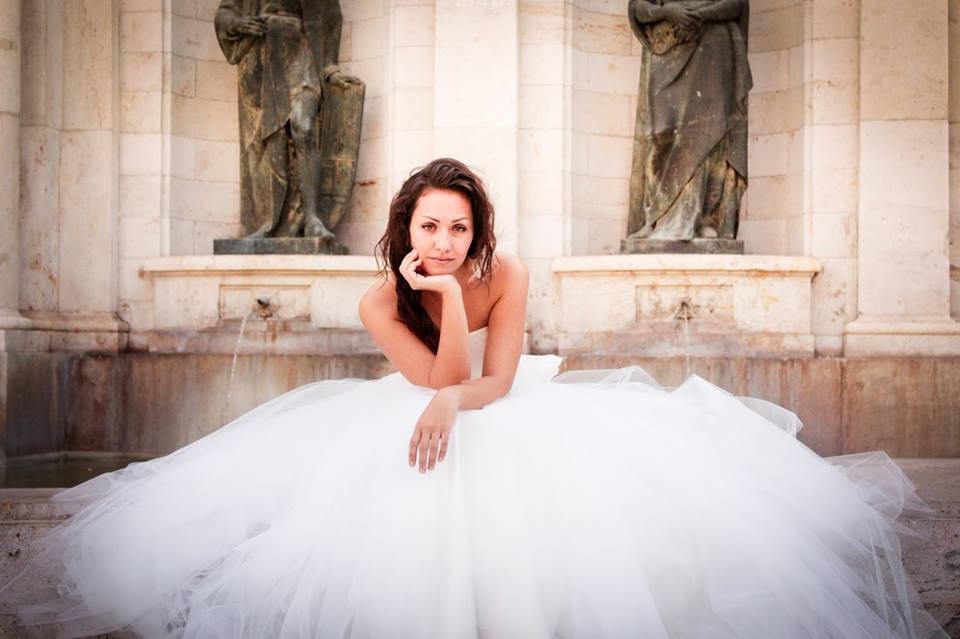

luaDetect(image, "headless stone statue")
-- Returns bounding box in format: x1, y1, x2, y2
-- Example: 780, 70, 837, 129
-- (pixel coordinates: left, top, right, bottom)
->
213, 0, 364, 254
623, 0, 752, 254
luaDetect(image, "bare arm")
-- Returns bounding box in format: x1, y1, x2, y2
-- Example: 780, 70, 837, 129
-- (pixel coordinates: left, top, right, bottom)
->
359, 249, 472, 389
429, 285, 471, 388
409, 256, 529, 473
440, 256, 528, 409
359, 283, 471, 390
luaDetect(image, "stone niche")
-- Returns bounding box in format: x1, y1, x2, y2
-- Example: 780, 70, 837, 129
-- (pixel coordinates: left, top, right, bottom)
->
553, 255, 821, 358
141, 255, 382, 355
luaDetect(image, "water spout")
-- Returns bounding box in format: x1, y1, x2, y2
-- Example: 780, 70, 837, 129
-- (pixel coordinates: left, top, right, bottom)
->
674, 299, 695, 321
255, 297, 274, 319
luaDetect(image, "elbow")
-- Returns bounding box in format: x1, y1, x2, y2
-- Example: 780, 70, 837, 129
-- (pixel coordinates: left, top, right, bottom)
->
489, 376, 513, 400
425, 368, 471, 390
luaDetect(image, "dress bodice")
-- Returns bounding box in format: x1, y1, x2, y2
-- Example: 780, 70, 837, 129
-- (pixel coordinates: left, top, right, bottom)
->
468, 327, 488, 379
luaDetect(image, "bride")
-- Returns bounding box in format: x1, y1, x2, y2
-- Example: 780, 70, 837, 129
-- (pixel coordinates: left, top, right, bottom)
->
1, 158, 948, 639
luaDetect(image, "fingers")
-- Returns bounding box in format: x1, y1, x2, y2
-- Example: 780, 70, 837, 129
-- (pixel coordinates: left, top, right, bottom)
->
426, 433, 440, 471
408, 429, 421, 467
409, 429, 449, 473
438, 434, 449, 464
417, 434, 430, 473
399, 249, 423, 290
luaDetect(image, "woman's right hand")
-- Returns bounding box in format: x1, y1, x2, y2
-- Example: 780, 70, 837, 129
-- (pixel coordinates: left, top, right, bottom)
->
399, 249, 459, 295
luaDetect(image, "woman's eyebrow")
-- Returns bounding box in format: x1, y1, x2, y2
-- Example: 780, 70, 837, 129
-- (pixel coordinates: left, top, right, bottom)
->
422, 216, 469, 223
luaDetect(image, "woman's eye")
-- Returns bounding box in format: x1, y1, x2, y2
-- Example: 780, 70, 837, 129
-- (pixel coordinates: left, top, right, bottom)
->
454, 226, 467, 232
422, 224, 435, 230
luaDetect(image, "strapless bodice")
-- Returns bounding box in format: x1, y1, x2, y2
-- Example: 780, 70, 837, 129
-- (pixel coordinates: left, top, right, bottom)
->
468, 326, 488, 379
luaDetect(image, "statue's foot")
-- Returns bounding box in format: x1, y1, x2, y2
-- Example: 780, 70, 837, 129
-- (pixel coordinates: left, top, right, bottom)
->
304, 217, 335, 241
246, 222, 272, 239
697, 225, 719, 239
626, 224, 654, 241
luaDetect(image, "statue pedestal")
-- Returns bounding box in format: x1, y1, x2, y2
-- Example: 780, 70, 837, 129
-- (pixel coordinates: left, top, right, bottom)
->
553, 254, 821, 358
141, 255, 380, 354
621, 238, 744, 255
213, 237, 348, 255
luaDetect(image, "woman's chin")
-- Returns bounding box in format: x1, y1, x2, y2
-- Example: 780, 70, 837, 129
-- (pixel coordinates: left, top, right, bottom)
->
423, 260, 463, 275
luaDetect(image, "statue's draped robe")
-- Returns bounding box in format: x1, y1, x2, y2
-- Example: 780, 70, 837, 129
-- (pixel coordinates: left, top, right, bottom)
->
627, 0, 752, 240
215, 0, 342, 236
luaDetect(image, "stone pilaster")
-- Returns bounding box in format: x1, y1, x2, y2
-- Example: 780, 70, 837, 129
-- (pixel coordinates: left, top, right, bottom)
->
0, 0, 26, 330
845, 0, 960, 355
434, 0, 520, 255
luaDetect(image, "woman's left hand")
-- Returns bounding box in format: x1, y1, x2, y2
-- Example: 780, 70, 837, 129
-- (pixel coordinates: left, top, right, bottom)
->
409, 388, 460, 473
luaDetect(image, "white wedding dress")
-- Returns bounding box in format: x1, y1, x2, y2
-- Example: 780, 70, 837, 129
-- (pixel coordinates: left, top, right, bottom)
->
1, 328, 948, 639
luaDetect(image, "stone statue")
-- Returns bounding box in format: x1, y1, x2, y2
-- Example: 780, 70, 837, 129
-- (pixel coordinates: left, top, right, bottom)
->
623, 0, 752, 254
213, 0, 364, 254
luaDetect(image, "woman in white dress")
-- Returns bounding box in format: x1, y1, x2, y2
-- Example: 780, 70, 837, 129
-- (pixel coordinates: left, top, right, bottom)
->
1, 158, 948, 639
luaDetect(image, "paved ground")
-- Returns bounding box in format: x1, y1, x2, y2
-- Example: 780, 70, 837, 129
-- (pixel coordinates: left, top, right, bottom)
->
0, 459, 957, 638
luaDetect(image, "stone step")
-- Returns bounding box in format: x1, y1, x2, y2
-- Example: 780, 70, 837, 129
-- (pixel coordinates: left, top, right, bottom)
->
0, 463, 957, 638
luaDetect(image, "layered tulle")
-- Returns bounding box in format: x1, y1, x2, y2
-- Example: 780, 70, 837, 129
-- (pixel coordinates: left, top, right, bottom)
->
0, 344, 947, 638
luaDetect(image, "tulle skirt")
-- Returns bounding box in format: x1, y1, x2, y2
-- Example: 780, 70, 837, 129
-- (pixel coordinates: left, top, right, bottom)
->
0, 356, 948, 638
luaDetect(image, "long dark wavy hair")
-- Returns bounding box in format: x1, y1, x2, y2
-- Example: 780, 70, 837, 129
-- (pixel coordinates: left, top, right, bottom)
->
375, 158, 497, 353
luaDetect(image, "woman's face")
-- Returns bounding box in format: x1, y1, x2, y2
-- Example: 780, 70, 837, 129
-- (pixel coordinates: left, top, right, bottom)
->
408, 188, 475, 276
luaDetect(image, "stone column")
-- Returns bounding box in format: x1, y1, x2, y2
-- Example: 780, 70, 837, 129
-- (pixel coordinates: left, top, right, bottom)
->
801, 0, 860, 357
0, 0, 27, 329
845, 0, 960, 355
56, 0, 123, 349
433, 0, 520, 255
518, 0, 567, 352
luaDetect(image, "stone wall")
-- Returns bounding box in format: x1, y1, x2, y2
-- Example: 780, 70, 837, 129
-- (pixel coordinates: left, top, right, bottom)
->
951, 0, 960, 320
568, 0, 637, 257
740, 0, 805, 257
4, 0, 960, 464
5, 349, 958, 459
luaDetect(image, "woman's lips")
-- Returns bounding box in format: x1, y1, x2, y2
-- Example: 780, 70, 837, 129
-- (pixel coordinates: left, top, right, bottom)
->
429, 257, 454, 264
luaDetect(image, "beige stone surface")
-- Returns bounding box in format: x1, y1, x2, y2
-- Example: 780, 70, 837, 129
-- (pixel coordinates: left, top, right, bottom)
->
143, 255, 380, 332
858, 120, 950, 318
19, 126, 60, 313
170, 13, 222, 61
860, 0, 948, 121
61, 0, 115, 131
952, 0, 960, 320
0, 0, 19, 319
749, 2, 804, 54
121, 10, 162, 53
6, 0, 959, 369
58, 130, 118, 314
553, 255, 821, 356
844, 359, 960, 456
120, 175, 162, 218
519, 1, 564, 45
845, 317, 960, 356
520, 43, 564, 85
195, 59, 236, 101
571, 6, 631, 55
120, 90, 162, 133
17, 0, 51, 127
391, 46, 432, 89
120, 132, 162, 176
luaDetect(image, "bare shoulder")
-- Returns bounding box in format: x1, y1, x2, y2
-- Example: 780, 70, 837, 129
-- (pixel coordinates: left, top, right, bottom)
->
490, 252, 529, 292
358, 276, 397, 327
